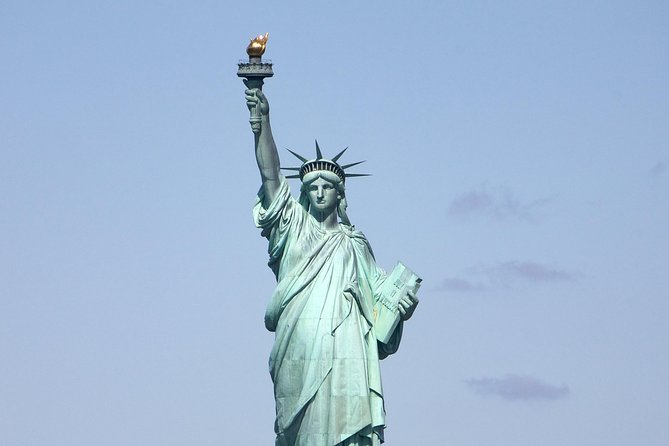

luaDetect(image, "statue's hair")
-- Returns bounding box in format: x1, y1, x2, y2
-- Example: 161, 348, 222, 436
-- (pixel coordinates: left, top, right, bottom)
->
298, 171, 351, 226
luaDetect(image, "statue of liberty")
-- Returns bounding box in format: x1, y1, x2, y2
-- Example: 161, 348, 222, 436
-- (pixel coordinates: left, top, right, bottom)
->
242, 35, 420, 446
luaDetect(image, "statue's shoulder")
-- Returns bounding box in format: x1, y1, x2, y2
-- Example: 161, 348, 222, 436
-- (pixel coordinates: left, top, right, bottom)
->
341, 224, 375, 253
340, 223, 364, 238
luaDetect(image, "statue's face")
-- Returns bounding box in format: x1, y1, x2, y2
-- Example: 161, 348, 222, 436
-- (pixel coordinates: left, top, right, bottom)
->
306, 177, 340, 214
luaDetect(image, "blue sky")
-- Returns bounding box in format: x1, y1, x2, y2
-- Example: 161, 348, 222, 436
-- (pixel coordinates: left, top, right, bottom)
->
1, 1, 668, 444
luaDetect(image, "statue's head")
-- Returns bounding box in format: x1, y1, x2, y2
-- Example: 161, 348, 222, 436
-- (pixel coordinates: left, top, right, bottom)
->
301, 170, 345, 216
283, 141, 368, 226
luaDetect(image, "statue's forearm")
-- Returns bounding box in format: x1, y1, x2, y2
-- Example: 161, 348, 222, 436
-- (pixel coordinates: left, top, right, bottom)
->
255, 115, 281, 200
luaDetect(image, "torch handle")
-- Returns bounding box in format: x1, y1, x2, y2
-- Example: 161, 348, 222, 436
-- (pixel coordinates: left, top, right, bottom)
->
245, 78, 264, 134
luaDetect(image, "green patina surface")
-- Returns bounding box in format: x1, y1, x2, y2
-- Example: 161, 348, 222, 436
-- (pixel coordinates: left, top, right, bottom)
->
244, 85, 419, 446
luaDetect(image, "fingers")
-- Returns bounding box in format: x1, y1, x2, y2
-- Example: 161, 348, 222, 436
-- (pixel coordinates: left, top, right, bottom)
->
406, 290, 419, 305
245, 89, 258, 110
397, 291, 419, 321
398, 297, 412, 311
245, 89, 266, 106
245, 90, 265, 104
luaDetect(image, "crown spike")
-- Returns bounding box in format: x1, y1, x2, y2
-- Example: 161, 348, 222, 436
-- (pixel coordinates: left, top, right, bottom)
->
315, 140, 323, 160
340, 160, 366, 170
331, 147, 348, 162
284, 142, 369, 183
286, 149, 308, 163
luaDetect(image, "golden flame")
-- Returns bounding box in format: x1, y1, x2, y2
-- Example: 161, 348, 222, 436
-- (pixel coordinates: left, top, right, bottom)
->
246, 32, 269, 57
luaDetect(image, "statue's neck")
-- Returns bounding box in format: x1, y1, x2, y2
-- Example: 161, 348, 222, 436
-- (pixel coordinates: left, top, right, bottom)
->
309, 208, 339, 231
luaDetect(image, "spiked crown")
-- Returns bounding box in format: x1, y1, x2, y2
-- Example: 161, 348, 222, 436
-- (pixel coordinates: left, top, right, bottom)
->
282, 140, 369, 183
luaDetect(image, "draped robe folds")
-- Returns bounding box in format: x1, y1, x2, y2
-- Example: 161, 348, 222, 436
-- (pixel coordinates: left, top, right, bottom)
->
254, 178, 404, 446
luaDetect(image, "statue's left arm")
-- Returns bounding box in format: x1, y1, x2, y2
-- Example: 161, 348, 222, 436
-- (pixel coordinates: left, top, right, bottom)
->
357, 237, 419, 358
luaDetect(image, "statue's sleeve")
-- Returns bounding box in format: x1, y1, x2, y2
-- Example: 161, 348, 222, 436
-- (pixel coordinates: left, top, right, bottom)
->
353, 232, 405, 359
252, 176, 301, 277
378, 321, 403, 359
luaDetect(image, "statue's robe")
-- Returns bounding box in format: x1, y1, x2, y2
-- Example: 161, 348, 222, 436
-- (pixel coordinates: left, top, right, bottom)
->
254, 178, 403, 446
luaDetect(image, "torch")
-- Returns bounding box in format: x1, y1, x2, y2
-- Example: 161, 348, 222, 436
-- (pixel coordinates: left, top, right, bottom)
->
237, 33, 273, 133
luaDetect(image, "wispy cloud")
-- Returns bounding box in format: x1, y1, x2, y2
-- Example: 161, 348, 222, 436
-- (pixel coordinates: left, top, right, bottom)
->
443, 260, 579, 293
448, 190, 494, 215
649, 161, 667, 178
441, 277, 484, 292
447, 186, 554, 221
478, 261, 577, 283
466, 374, 570, 401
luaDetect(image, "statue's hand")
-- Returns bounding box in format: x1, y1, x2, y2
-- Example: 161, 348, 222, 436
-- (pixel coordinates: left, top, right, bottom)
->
398, 290, 419, 321
244, 81, 270, 116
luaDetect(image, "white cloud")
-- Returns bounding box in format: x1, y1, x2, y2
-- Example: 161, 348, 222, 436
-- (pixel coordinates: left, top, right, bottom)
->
480, 261, 577, 282
467, 374, 570, 400
443, 260, 579, 293
649, 161, 667, 178
440, 277, 484, 292
447, 186, 554, 221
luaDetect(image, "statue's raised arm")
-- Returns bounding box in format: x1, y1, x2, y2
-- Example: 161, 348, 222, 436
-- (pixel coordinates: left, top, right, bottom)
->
245, 85, 281, 203
238, 35, 422, 446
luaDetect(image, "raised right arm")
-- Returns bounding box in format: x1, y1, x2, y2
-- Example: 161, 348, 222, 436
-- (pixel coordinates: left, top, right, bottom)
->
245, 87, 281, 203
